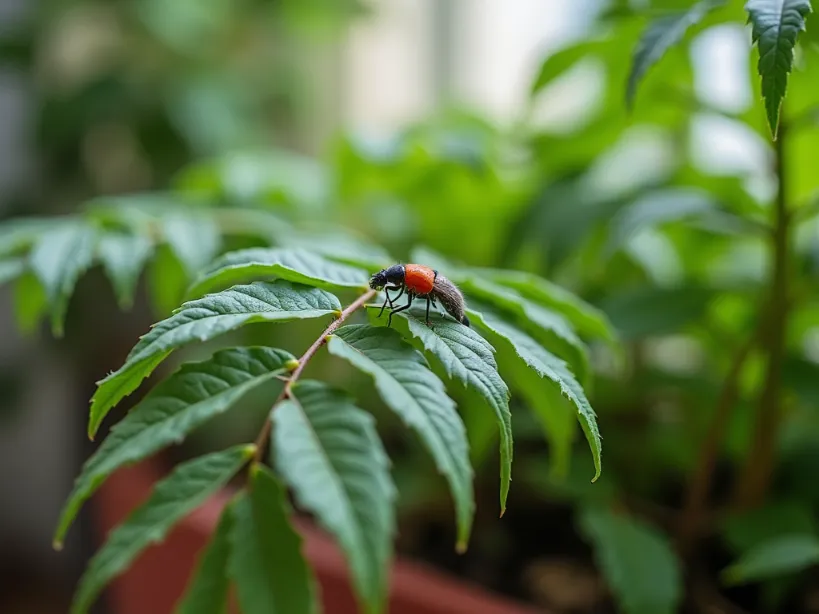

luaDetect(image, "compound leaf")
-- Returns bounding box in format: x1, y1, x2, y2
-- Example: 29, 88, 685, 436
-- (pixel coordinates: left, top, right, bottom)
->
70, 445, 253, 614
273, 381, 396, 614
327, 324, 474, 550
228, 465, 319, 614
55, 347, 296, 548
88, 280, 340, 438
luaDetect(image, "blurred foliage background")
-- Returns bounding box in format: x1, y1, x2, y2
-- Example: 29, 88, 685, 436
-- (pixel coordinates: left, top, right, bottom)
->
2, 0, 819, 613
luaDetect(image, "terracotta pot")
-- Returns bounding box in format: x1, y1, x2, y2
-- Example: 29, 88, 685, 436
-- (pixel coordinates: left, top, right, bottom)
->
93, 458, 545, 614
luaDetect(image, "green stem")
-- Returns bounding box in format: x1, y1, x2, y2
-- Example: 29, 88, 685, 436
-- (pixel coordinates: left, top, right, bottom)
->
251, 289, 376, 463
732, 121, 791, 508
676, 334, 757, 556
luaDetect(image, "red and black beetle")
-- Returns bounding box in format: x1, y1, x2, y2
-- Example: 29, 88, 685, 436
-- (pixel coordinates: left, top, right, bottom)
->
369, 263, 470, 327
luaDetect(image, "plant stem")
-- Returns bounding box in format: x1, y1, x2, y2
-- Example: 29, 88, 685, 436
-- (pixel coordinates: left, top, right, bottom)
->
251, 289, 376, 463
732, 121, 791, 508
676, 334, 756, 556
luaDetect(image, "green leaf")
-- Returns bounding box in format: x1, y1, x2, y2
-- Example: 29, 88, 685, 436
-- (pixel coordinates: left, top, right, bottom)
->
479, 268, 615, 342
606, 188, 719, 253
160, 213, 221, 278
55, 347, 295, 548
147, 244, 190, 317
578, 508, 682, 614
527, 379, 577, 480
13, 271, 47, 335
531, 39, 611, 96
278, 231, 392, 270
746, 0, 813, 138
327, 324, 474, 550
0, 258, 25, 286
88, 280, 340, 439
70, 445, 253, 614
627, 1, 720, 109
721, 500, 817, 554
98, 232, 154, 308
187, 247, 369, 298
0, 217, 58, 258
229, 465, 319, 614
175, 501, 235, 614
273, 380, 396, 614
367, 306, 512, 515
30, 222, 97, 336
462, 277, 589, 383
467, 301, 602, 482
722, 534, 819, 585
599, 285, 715, 340
411, 245, 611, 350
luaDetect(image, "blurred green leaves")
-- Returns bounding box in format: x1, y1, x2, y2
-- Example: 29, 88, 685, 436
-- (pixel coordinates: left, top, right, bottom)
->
722, 534, 819, 585
627, 0, 723, 109
578, 508, 682, 614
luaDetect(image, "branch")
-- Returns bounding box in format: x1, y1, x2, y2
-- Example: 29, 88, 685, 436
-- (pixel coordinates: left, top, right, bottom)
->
252, 289, 377, 463
731, 119, 791, 508
676, 333, 757, 556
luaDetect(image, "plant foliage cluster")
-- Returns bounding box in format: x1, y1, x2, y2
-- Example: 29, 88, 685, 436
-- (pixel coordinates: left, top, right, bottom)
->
2, 0, 819, 613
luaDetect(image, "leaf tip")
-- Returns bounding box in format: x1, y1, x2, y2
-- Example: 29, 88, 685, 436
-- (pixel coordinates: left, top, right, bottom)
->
52, 539, 64, 551
455, 540, 468, 555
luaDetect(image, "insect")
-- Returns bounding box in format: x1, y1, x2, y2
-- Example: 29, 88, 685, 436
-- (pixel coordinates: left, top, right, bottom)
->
369, 263, 470, 327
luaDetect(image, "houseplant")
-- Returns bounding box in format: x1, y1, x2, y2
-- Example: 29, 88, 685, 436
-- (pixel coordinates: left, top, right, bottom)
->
2, 0, 819, 612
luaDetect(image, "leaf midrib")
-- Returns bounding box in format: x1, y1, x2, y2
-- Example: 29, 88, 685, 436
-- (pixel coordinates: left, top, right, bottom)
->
288, 397, 364, 572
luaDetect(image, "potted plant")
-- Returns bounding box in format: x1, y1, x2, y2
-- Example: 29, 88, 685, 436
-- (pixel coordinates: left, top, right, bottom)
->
3, 1, 819, 612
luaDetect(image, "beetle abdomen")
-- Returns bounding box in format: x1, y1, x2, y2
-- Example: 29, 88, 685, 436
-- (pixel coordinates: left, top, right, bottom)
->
432, 274, 468, 325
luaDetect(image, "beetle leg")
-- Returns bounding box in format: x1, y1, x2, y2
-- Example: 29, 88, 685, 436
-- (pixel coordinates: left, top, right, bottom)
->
388, 292, 414, 327
378, 284, 403, 318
